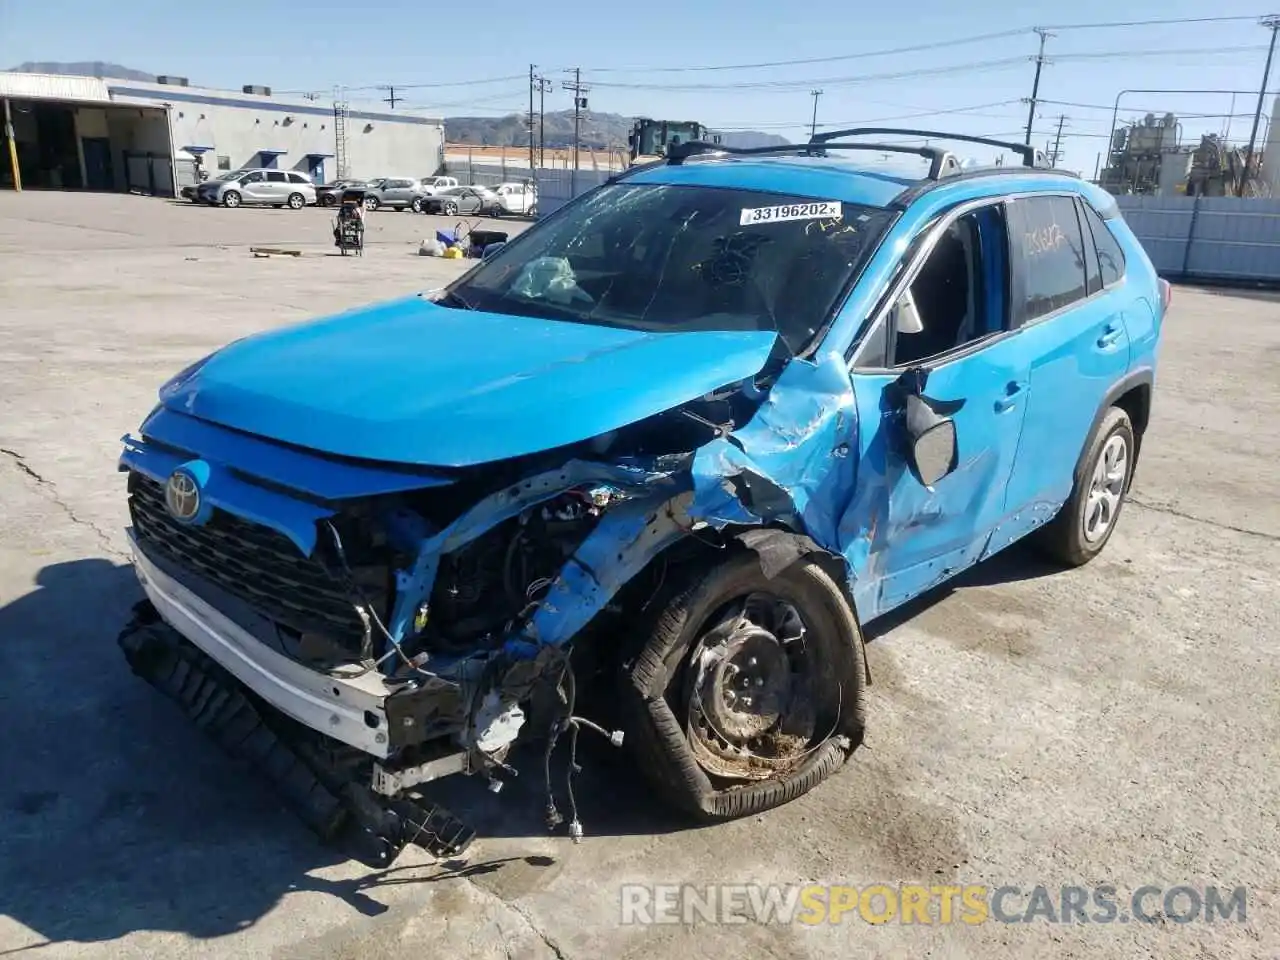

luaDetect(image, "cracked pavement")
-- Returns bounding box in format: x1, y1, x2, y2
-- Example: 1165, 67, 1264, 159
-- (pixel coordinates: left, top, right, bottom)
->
1, 192, 1277, 959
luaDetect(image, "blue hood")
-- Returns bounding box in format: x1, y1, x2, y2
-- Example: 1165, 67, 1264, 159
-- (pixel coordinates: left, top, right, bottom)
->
160, 295, 779, 467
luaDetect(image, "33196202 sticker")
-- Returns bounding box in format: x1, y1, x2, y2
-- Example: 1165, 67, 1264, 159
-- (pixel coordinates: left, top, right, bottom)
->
740, 201, 843, 225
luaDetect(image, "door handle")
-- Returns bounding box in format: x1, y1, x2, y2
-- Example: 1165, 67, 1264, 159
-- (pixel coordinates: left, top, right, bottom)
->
994, 380, 1027, 413
1097, 323, 1124, 349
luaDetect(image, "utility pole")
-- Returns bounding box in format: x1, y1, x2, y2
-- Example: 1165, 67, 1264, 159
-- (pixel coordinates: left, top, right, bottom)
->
563, 68, 589, 171
534, 75, 553, 167
528, 64, 536, 174
1048, 114, 1069, 167
1242, 14, 1280, 194
1024, 27, 1051, 146
809, 89, 823, 139
3, 98, 20, 191
380, 85, 400, 109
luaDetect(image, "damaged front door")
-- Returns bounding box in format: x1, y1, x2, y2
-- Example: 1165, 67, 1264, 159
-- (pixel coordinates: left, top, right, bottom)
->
841, 198, 1032, 621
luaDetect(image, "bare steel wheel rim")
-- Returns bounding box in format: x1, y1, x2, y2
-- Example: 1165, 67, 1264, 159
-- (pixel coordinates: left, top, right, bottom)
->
1084, 433, 1128, 543
685, 593, 822, 781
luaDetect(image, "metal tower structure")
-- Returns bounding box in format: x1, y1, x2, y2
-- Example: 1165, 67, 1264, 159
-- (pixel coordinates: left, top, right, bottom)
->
333, 86, 351, 180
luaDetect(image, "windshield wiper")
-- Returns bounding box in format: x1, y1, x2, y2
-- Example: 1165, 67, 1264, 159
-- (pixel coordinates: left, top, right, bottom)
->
438, 289, 477, 311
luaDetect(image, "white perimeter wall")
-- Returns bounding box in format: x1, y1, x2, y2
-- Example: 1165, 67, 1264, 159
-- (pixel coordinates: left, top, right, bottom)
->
108, 83, 443, 183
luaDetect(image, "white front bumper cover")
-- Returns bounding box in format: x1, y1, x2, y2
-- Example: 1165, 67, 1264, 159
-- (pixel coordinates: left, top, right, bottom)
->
128, 530, 392, 758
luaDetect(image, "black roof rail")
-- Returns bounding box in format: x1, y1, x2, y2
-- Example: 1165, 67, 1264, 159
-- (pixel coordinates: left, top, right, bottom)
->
664, 139, 965, 177
630, 127, 1050, 183
809, 127, 1040, 169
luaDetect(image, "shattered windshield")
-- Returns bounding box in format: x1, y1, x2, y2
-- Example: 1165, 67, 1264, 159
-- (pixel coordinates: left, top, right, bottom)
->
445, 183, 894, 353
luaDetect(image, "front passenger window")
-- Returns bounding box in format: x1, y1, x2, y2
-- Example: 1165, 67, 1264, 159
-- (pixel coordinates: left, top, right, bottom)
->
890, 205, 1009, 366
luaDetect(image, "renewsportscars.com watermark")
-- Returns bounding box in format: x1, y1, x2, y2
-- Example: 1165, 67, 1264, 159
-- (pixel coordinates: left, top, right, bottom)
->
620, 884, 1248, 926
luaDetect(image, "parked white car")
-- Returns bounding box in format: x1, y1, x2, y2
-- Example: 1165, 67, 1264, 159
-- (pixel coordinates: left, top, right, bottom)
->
492, 181, 537, 215
418, 176, 459, 196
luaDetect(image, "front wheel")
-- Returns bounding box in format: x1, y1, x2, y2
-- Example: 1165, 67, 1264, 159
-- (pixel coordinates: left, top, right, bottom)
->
364, 196, 379, 212
410, 197, 424, 213
287, 192, 305, 210
1035, 406, 1136, 566
222, 190, 241, 208
621, 549, 866, 821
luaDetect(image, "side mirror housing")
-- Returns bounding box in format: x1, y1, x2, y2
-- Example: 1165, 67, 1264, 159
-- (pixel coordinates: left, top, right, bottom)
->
910, 419, 958, 488
904, 392, 958, 488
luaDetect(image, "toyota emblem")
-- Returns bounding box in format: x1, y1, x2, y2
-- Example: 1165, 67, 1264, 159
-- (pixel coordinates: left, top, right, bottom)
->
164, 470, 201, 522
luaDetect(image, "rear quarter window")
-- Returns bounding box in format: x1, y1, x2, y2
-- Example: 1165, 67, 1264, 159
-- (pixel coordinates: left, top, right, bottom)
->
1079, 200, 1126, 287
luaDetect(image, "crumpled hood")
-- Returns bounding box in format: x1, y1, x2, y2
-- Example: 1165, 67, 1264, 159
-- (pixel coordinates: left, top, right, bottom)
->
160, 294, 779, 467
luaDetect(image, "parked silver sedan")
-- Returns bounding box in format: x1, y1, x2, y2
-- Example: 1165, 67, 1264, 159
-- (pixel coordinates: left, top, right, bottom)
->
420, 185, 503, 216
194, 168, 317, 209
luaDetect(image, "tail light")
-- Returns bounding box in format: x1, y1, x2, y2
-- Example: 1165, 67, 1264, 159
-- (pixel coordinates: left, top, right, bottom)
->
1158, 278, 1172, 317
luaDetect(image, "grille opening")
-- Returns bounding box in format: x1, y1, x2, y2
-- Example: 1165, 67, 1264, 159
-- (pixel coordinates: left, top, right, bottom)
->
127, 472, 379, 654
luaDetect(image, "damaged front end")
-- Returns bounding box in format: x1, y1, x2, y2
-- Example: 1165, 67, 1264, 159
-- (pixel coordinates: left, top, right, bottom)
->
117, 392, 773, 861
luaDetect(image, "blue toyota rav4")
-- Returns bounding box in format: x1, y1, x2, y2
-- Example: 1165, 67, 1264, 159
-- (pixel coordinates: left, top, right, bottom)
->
118, 129, 1168, 860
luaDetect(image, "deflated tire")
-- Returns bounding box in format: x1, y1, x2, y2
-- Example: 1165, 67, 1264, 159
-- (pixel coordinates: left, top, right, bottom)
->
620, 549, 866, 821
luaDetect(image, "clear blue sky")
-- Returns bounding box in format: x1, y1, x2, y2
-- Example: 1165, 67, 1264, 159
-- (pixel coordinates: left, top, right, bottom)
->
1, 0, 1276, 174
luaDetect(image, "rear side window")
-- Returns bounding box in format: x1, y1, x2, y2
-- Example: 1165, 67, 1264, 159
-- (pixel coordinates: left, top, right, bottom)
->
287, 172, 307, 184
266, 171, 286, 183
1011, 196, 1088, 323
1079, 200, 1126, 287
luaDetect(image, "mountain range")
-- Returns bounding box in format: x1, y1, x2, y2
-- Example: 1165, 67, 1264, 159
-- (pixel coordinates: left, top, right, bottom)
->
7, 62, 791, 149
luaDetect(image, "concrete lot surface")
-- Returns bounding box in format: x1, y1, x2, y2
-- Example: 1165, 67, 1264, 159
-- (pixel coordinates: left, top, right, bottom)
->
0, 192, 1277, 959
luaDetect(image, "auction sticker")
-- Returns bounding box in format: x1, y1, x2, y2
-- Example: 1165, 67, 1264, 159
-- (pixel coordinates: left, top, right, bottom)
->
740, 201, 843, 225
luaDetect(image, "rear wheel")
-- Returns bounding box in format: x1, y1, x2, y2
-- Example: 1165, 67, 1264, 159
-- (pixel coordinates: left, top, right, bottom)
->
443, 201, 458, 216
222, 190, 241, 208
1035, 406, 1135, 566
621, 550, 866, 821
287, 192, 305, 210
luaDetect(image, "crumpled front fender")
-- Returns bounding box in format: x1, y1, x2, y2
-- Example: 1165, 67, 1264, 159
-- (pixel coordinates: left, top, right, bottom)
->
688, 349, 860, 553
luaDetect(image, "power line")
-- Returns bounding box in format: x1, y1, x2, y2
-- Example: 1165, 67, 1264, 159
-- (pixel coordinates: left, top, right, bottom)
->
580, 13, 1272, 75
1042, 13, 1271, 30
1038, 94, 1278, 111
708, 99, 1029, 130
323, 74, 528, 93
1050, 43, 1267, 60
585, 28, 1032, 74
586, 55, 1032, 91
583, 45, 1266, 93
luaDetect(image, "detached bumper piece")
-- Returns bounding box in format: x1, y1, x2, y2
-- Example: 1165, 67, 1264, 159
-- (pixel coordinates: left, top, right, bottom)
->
117, 600, 475, 865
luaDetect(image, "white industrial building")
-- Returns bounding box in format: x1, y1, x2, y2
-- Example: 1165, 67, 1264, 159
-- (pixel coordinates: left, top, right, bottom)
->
1, 71, 444, 195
